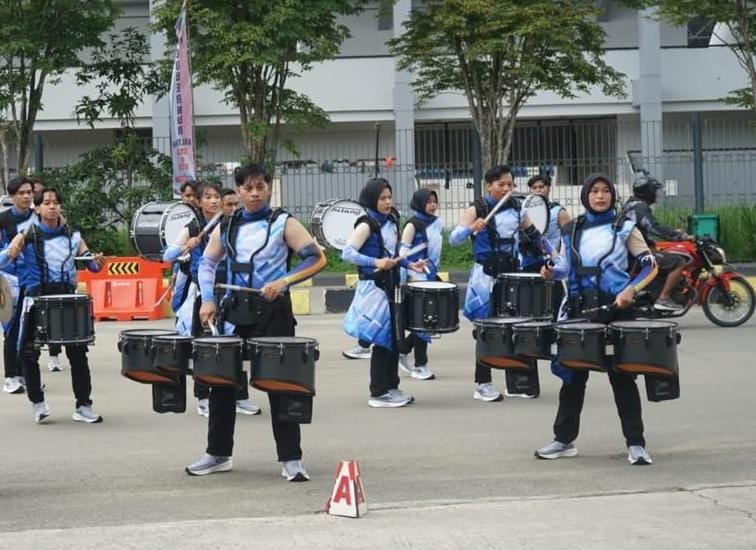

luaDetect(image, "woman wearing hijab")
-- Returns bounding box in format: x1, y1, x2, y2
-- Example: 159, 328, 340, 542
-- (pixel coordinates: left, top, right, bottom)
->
398, 188, 443, 381
342, 178, 427, 408
536, 174, 659, 466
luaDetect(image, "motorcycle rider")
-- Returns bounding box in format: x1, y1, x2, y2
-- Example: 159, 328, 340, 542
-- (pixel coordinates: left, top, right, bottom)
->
620, 173, 695, 311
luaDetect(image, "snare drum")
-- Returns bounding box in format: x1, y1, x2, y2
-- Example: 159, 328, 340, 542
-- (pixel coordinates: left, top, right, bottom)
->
403, 281, 459, 333
33, 294, 94, 345
473, 317, 531, 369
119, 328, 177, 384
192, 336, 244, 389
493, 273, 553, 318
131, 201, 197, 261
610, 320, 681, 377
248, 337, 318, 395
556, 322, 607, 371
513, 320, 556, 359
152, 334, 193, 375
310, 199, 366, 250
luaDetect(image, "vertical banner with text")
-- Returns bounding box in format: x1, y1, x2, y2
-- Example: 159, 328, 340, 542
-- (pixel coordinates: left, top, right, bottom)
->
169, 3, 196, 198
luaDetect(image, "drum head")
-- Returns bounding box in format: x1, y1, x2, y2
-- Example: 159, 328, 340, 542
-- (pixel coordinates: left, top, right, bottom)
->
522, 194, 549, 233
611, 320, 678, 330
514, 321, 553, 329
476, 317, 532, 327
499, 273, 542, 280
194, 336, 242, 345
249, 336, 317, 346
162, 202, 198, 246
120, 329, 177, 338
557, 322, 605, 331
408, 281, 456, 290
311, 199, 365, 250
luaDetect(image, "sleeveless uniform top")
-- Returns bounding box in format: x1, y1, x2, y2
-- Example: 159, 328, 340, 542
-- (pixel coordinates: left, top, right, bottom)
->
0, 207, 34, 281
23, 222, 82, 294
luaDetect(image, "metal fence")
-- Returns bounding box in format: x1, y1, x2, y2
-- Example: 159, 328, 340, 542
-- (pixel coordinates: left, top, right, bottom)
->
33, 115, 756, 224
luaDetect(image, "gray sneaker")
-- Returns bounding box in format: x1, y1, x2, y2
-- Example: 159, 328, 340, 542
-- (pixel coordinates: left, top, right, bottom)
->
197, 398, 209, 417
33, 401, 50, 424
186, 453, 233, 476
473, 383, 503, 402
388, 387, 415, 404
535, 440, 578, 459
628, 445, 653, 465
72, 405, 102, 423
343, 345, 371, 360
281, 459, 310, 482
3, 377, 23, 394
411, 365, 436, 380
654, 298, 683, 312
368, 391, 410, 408
398, 354, 415, 375
235, 399, 261, 415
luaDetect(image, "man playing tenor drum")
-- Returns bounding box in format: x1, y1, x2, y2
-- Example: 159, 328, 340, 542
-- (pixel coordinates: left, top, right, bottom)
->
188, 163, 327, 481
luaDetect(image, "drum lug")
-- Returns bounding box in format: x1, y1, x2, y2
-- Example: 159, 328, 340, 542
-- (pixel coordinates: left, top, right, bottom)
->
279, 343, 285, 364
314, 347, 320, 362
644, 328, 650, 348
117, 340, 123, 353
472, 328, 478, 340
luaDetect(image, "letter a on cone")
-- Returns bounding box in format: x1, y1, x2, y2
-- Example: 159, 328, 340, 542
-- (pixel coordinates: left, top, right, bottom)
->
326, 460, 367, 518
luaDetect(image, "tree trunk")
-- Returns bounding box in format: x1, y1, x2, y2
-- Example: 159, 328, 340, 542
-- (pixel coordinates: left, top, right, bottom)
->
0, 127, 8, 193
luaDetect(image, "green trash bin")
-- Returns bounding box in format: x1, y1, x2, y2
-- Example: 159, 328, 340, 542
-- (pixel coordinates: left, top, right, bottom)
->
687, 213, 720, 240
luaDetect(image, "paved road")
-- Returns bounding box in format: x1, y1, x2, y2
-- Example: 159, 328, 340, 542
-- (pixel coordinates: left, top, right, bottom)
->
1, 310, 754, 547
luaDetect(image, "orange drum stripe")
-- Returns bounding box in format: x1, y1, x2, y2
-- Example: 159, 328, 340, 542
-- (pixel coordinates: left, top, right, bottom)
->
480, 356, 530, 369
252, 379, 313, 395
124, 371, 174, 384
616, 363, 675, 376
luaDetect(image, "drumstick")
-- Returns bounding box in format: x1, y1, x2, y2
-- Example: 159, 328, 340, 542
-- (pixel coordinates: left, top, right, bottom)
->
154, 286, 172, 307
472, 191, 513, 236
215, 283, 262, 294
178, 212, 224, 261
372, 242, 428, 273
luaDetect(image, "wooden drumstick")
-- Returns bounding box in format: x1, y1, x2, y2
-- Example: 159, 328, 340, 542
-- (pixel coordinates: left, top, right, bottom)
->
215, 283, 262, 295
472, 191, 513, 236
372, 242, 428, 273
178, 212, 224, 260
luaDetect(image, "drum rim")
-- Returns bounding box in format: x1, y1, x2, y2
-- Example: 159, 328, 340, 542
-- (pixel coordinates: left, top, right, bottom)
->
35, 294, 90, 300
193, 336, 244, 345
247, 336, 318, 346
556, 322, 607, 330
610, 320, 678, 330
498, 273, 544, 279
475, 317, 533, 326
119, 329, 177, 339
152, 334, 193, 342
513, 321, 555, 329
406, 281, 457, 289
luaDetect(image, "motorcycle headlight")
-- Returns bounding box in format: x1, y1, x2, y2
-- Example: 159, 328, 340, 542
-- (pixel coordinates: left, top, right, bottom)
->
712, 265, 724, 275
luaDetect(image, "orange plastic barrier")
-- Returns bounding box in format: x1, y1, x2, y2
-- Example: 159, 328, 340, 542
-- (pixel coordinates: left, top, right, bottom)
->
78, 257, 170, 321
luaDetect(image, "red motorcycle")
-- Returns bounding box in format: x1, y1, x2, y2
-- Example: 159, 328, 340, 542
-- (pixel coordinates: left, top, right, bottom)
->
634, 237, 755, 327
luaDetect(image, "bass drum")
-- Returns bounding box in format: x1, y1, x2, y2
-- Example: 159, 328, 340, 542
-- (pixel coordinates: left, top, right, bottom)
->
0, 195, 14, 213
310, 199, 366, 250
520, 194, 549, 233
131, 201, 197, 261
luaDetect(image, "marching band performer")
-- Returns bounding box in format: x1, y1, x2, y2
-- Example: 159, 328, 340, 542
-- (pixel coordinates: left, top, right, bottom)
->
536, 174, 659, 465
342, 178, 427, 408
187, 163, 326, 480
1, 187, 106, 424
449, 165, 552, 403
398, 188, 443, 381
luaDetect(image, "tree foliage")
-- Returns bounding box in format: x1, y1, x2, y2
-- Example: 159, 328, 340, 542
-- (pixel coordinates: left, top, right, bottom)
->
0, 0, 119, 177
152, 0, 365, 169
388, 0, 626, 167
651, 0, 756, 111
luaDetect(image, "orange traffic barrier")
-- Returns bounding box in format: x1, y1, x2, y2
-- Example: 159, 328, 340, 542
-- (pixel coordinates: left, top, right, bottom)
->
78, 257, 170, 321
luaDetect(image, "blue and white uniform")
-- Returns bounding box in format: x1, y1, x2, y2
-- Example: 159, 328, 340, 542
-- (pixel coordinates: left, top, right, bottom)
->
400, 212, 443, 283
0, 207, 34, 331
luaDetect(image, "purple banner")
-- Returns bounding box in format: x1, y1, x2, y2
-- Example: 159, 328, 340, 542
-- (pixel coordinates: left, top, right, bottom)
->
169, 4, 196, 198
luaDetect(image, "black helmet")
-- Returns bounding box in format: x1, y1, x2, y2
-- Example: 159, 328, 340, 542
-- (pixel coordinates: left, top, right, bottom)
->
632, 175, 663, 203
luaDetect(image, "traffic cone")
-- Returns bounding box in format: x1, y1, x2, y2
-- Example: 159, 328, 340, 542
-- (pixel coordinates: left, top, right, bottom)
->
325, 460, 367, 518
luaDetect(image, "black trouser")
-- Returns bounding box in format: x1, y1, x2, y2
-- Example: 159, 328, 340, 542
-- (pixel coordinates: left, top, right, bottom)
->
553, 368, 645, 447
48, 343, 62, 356
358, 339, 370, 349
411, 334, 428, 367
206, 298, 301, 461
23, 343, 92, 408
3, 294, 23, 378
370, 344, 400, 397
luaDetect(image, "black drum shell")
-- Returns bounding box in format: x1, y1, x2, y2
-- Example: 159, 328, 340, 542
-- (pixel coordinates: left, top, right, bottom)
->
152, 375, 187, 413
403, 283, 460, 334
473, 318, 531, 369
223, 293, 262, 326
610, 321, 680, 377
152, 335, 193, 375
556, 323, 607, 372
512, 321, 556, 359
248, 337, 318, 396
119, 329, 177, 384
192, 337, 244, 389
131, 201, 196, 261
33, 295, 95, 345
493, 274, 554, 318
644, 373, 680, 402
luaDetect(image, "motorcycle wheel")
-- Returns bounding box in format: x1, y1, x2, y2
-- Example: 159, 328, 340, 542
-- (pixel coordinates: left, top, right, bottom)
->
703, 276, 756, 327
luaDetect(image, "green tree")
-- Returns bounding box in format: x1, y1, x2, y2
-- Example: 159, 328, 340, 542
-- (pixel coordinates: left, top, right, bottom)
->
152, 0, 365, 168
651, 0, 756, 111
0, 0, 119, 175
388, 0, 626, 167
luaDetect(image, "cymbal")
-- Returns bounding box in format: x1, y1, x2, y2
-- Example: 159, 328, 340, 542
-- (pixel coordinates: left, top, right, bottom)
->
0, 274, 13, 323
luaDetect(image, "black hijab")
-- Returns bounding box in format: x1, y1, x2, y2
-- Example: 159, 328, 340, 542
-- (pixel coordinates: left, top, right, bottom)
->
409, 188, 438, 216
580, 173, 617, 215
358, 178, 392, 212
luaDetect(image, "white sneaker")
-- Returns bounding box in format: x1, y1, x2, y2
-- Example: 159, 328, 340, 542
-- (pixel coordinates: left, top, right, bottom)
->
535, 440, 578, 460
628, 445, 653, 465
48, 355, 63, 372
33, 401, 50, 424
474, 383, 503, 402
186, 453, 233, 476
388, 387, 415, 404
398, 354, 415, 375
197, 398, 209, 417
504, 389, 536, 399
342, 345, 371, 360
3, 377, 23, 394
72, 405, 102, 423
368, 391, 410, 408
235, 399, 261, 415
281, 459, 310, 482
411, 365, 436, 380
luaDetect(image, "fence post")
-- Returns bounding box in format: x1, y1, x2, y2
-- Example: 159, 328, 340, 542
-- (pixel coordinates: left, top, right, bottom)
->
472, 130, 482, 201
34, 133, 44, 173
691, 113, 704, 213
